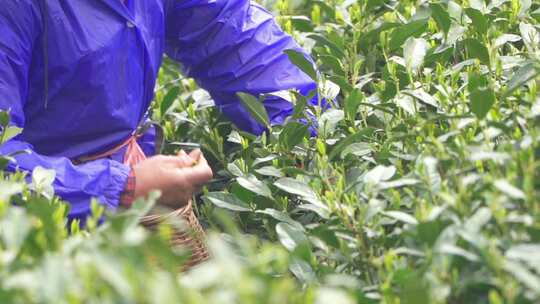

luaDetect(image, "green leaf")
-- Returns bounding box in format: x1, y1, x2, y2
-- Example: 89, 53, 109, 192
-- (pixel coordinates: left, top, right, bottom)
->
307, 34, 346, 59
0, 157, 9, 170
226, 162, 244, 177
237, 92, 270, 127
430, 3, 451, 34
436, 244, 479, 262
254, 166, 283, 178
403, 37, 429, 72
340, 142, 372, 158
504, 260, 540, 292
319, 109, 344, 137
420, 156, 441, 192
0, 111, 9, 127
402, 88, 439, 108
328, 127, 374, 160
378, 178, 420, 191
32, 166, 56, 188
389, 19, 428, 51
292, 91, 310, 119
1, 126, 22, 143
464, 38, 490, 66
506, 244, 540, 272
468, 72, 495, 119
290, 259, 317, 284
417, 220, 446, 246
518, 0, 532, 17
204, 192, 251, 212
253, 154, 278, 167
279, 122, 309, 150
276, 222, 309, 251
31, 167, 56, 199
237, 174, 273, 198
382, 211, 419, 225
397, 271, 430, 304
256, 208, 304, 230
424, 45, 454, 66
290, 16, 314, 32
446, 23, 467, 45
344, 89, 362, 120
0, 181, 23, 202
503, 62, 540, 98
464, 207, 492, 234
319, 54, 345, 76
311, 225, 340, 248
494, 179, 526, 200
160, 86, 179, 117
315, 287, 355, 304
284, 49, 318, 81
298, 202, 330, 219
363, 165, 396, 184
465, 8, 489, 36
520, 22, 540, 53
274, 177, 317, 199
0, 207, 31, 252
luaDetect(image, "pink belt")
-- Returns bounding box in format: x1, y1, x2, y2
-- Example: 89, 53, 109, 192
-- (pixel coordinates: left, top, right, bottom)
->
74, 134, 147, 166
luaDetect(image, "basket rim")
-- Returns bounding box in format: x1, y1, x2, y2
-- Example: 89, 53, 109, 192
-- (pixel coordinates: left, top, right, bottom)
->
140, 199, 193, 224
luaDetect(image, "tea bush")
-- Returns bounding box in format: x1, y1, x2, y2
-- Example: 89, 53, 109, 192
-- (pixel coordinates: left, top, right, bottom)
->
0, 129, 322, 303
2, 0, 540, 303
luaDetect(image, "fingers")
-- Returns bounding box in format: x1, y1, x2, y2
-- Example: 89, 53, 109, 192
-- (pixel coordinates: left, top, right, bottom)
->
189, 149, 202, 162
177, 150, 186, 157
156, 152, 212, 185
171, 157, 212, 186
193, 152, 208, 167
162, 156, 187, 168
178, 150, 196, 167
188, 156, 213, 184
161, 152, 194, 168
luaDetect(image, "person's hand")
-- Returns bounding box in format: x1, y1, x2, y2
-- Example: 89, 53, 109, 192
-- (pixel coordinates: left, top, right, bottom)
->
132, 149, 213, 208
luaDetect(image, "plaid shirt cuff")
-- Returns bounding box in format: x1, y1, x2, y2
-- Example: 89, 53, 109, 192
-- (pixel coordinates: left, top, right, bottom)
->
120, 168, 136, 207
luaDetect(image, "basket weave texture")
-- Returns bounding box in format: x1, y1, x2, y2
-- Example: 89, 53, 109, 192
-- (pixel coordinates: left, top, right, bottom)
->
140, 200, 209, 269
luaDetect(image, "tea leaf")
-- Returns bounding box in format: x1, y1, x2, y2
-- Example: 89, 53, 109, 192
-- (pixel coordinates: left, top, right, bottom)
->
205, 192, 251, 212
464, 38, 491, 66
468, 72, 495, 118
403, 37, 429, 72
382, 211, 419, 225
160, 86, 179, 117
276, 222, 309, 251
389, 19, 429, 51
494, 179, 526, 200
237, 174, 273, 198
290, 259, 317, 283
285, 49, 318, 81
503, 62, 540, 98
237, 92, 270, 127
2, 126, 22, 143
256, 208, 304, 230
363, 165, 396, 184
274, 177, 317, 199
255, 166, 283, 178
280, 122, 309, 150
430, 3, 451, 34
0, 111, 9, 127
465, 8, 488, 36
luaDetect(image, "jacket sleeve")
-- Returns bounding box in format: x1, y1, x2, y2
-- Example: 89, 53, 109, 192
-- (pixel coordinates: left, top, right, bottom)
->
0, 1, 130, 221
164, 0, 318, 134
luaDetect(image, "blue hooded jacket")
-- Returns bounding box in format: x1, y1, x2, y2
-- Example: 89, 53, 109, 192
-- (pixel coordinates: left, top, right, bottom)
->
0, 0, 317, 220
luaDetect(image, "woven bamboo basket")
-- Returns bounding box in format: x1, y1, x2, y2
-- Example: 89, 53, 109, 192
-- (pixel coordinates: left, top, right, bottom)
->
140, 200, 209, 269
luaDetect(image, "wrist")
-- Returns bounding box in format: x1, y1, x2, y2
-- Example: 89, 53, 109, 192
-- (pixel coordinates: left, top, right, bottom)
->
120, 168, 136, 207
